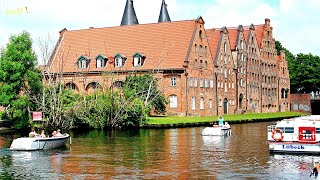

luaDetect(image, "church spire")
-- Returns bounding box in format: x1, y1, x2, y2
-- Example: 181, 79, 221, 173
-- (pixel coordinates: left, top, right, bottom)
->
120, 0, 139, 26
158, 0, 171, 23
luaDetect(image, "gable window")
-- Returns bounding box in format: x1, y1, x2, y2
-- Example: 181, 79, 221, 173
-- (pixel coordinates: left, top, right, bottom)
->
224, 42, 227, 53
191, 97, 196, 110
210, 80, 214, 88
96, 54, 107, 68
133, 52, 146, 67
205, 61, 208, 69
189, 77, 193, 87
200, 78, 204, 88
194, 59, 197, 68
78, 55, 90, 69
199, 60, 203, 69
200, 97, 204, 110
199, 45, 203, 54
205, 79, 209, 88
169, 95, 178, 108
114, 53, 126, 67
170, 77, 176, 86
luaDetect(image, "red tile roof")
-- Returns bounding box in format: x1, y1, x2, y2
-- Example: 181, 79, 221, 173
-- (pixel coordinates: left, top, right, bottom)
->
48, 20, 198, 73
206, 28, 221, 64
254, 24, 264, 48
227, 28, 238, 50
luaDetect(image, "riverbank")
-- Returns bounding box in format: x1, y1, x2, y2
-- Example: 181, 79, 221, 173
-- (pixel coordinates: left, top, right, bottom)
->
143, 112, 308, 128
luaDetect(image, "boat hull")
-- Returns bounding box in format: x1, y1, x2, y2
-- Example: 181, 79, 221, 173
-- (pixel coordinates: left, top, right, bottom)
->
268, 141, 320, 154
10, 134, 70, 150
202, 127, 231, 136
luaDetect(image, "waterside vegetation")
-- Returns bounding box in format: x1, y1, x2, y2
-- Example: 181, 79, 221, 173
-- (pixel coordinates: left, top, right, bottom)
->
146, 112, 307, 125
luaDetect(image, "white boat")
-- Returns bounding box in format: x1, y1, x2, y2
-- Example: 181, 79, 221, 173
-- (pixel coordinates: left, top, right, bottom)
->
267, 115, 320, 153
202, 125, 231, 136
10, 134, 70, 151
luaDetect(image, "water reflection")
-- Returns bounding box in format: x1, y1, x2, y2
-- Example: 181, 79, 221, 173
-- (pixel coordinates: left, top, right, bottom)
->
0, 123, 318, 179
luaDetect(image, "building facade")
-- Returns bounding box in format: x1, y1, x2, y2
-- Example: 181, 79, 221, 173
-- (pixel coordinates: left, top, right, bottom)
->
46, 0, 290, 116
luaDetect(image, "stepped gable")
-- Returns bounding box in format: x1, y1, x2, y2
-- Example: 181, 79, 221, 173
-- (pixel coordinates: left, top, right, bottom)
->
120, 0, 139, 26
158, 0, 171, 23
48, 20, 199, 73
242, 24, 264, 48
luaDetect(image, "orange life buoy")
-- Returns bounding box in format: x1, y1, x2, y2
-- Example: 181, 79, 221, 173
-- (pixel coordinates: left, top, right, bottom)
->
272, 129, 284, 141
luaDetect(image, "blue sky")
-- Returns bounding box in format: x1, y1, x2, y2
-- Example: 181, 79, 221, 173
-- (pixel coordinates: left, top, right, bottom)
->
0, 0, 319, 63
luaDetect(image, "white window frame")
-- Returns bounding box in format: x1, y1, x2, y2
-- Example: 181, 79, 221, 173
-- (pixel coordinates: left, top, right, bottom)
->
115, 57, 123, 67
200, 97, 204, 110
191, 96, 196, 110
194, 78, 198, 87
133, 57, 142, 67
200, 78, 204, 88
189, 77, 193, 87
209, 99, 212, 109
79, 60, 87, 69
170, 77, 176, 87
210, 80, 214, 88
169, 95, 178, 108
205, 79, 209, 88
96, 58, 105, 68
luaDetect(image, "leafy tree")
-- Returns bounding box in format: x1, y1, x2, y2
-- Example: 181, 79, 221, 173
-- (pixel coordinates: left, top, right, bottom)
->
0, 31, 42, 128
276, 40, 320, 93
122, 74, 167, 114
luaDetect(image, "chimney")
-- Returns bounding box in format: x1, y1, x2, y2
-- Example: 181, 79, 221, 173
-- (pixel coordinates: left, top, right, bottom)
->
120, 0, 139, 26
158, 0, 171, 23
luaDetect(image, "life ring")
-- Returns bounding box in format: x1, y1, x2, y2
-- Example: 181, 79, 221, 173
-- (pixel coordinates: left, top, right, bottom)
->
272, 129, 284, 141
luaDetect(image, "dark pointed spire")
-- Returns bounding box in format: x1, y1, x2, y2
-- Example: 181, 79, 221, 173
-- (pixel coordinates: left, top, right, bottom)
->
158, 0, 171, 23
120, 0, 139, 26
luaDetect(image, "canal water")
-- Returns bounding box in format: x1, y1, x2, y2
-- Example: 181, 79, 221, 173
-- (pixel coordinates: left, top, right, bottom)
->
0, 122, 317, 179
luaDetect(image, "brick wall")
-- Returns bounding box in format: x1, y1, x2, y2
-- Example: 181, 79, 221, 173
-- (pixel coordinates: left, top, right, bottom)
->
290, 94, 311, 113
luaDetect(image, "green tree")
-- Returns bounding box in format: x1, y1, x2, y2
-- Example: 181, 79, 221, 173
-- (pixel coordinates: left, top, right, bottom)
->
0, 31, 42, 128
122, 74, 167, 114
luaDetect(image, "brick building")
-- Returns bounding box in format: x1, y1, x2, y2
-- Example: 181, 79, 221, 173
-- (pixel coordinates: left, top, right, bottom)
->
45, 0, 290, 116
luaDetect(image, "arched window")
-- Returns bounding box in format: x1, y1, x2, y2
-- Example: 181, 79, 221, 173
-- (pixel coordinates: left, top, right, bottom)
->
199, 30, 202, 39
170, 95, 178, 108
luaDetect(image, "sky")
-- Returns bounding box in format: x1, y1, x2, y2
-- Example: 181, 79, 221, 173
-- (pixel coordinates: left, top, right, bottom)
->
0, 0, 319, 64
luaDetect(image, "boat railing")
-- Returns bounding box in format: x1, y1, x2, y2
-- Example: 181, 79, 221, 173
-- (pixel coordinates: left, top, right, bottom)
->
267, 125, 277, 132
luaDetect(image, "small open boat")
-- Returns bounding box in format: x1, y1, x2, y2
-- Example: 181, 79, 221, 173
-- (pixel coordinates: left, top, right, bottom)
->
10, 134, 70, 151
202, 124, 231, 136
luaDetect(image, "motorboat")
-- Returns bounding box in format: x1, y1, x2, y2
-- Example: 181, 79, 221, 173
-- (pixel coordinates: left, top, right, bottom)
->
267, 115, 320, 153
202, 123, 231, 136
10, 134, 70, 150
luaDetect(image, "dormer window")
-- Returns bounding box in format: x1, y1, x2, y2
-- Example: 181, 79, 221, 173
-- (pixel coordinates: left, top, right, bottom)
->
96, 54, 107, 68
114, 53, 126, 67
78, 55, 90, 69
133, 52, 146, 67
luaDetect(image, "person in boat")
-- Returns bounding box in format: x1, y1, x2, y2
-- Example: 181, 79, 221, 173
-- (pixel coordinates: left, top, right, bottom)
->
55, 129, 63, 137
224, 122, 230, 129
213, 122, 218, 128
52, 131, 57, 137
218, 115, 224, 127
310, 162, 320, 179
40, 130, 46, 138
29, 129, 38, 138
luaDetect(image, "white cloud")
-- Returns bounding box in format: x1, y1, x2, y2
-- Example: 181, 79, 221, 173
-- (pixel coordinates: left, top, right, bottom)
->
0, 0, 319, 59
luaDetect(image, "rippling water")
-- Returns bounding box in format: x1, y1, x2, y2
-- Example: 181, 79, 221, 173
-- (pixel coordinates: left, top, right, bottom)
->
0, 122, 318, 179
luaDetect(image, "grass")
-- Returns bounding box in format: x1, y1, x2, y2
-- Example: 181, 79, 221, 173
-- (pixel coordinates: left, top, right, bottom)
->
146, 112, 308, 125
